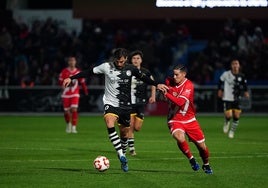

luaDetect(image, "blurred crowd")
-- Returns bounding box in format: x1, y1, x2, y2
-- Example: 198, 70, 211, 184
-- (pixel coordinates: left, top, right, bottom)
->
0, 17, 267, 87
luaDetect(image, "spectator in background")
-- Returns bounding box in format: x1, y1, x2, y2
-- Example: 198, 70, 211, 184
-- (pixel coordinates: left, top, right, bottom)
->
58, 55, 88, 133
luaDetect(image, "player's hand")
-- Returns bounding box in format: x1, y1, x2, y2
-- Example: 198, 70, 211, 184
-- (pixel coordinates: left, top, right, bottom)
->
63, 78, 71, 88
157, 84, 169, 93
217, 90, 223, 98
244, 91, 250, 98
148, 96, 156, 103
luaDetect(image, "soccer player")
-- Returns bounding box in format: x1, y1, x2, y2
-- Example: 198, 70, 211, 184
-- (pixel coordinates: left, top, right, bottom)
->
162, 64, 213, 174
58, 55, 88, 133
217, 59, 249, 138
128, 50, 156, 156
62, 48, 168, 172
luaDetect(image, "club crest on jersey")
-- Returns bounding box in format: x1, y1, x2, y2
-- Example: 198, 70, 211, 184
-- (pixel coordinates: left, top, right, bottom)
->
185, 89, 191, 94
126, 70, 132, 76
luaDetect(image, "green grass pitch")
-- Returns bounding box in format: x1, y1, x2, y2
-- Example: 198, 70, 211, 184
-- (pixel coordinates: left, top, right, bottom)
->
0, 115, 268, 188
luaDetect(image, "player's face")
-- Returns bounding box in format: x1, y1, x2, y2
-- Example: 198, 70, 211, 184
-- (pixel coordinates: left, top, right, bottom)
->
173, 69, 186, 84
131, 55, 142, 68
115, 56, 127, 69
231, 60, 240, 73
68, 57, 76, 68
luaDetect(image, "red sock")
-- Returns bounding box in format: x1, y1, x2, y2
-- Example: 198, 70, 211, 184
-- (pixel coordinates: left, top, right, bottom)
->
199, 147, 209, 164
72, 111, 78, 126
64, 112, 70, 123
178, 141, 193, 159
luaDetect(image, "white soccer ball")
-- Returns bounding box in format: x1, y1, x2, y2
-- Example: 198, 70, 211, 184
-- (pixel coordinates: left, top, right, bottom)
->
93, 156, 110, 172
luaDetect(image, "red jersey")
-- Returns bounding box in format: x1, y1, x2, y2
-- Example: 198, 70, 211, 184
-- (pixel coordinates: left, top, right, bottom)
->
165, 77, 196, 123
58, 67, 88, 98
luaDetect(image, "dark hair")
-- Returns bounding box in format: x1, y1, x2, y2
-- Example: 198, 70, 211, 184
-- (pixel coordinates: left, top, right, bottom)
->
113, 48, 128, 59
129, 50, 143, 60
173, 64, 187, 73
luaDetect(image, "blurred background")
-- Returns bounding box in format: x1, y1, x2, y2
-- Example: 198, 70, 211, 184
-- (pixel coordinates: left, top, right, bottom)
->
0, 0, 267, 113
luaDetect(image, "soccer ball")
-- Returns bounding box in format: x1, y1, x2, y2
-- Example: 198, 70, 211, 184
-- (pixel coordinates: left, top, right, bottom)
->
93, 156, 110, 172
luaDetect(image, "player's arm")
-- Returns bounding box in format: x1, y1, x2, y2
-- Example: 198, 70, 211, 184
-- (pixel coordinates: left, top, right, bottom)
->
242, 77, 250, 98
148, 75, 156, 103
58, 71, 67, 89
63, 69, 93, 88
217, 79, 224, 98
80, 79, 89, 95
164, 92, 186, 107
132, 68, 168, 92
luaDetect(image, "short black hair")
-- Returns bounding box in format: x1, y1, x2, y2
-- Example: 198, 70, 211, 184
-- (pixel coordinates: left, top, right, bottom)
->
173, 64, 187, 73
129, 50, 143, 60
113, 48, 128, 59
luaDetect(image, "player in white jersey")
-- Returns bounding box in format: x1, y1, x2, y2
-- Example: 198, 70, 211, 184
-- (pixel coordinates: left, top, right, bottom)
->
217, 59, 249, 138
62, 48, 168, 172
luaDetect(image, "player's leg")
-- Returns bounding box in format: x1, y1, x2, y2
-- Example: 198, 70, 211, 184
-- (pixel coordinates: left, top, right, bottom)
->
119, 125, 129, 156
223, 101, 232, 133
228, 109, 241, 138
62, 98, 71, 133
188, 121, 212, 174
129, 105, 145, 155
104, 105, 128, 172
195, 141, 213, 174
70, 107, 78, 133
170, 122, 199, 171
70, 97, 79, 133
128, 114, 136, 155
117, 110, 132, 172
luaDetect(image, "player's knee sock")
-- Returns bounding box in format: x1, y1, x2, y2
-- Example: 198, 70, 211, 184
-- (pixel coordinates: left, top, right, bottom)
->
64, 112, 70, 124
231, 118, 239, 132
107, 127, 123, 156
225, 117, 231, 125
199, 147, 209, 165
72, 111, 78, 126
121, 138, 128, 155
128, 138, 135, 151
178, 141, 193, 159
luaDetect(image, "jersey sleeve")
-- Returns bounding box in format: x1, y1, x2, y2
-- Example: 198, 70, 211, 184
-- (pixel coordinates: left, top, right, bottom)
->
242, 75, 248, 92
133, 67, 158, 86
218, 71, 226, 90
93, 63, 108, 74
58, 69, 66, 86
165, 81, 193, 107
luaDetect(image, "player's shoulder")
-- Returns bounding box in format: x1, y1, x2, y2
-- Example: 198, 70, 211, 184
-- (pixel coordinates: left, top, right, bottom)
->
165, 77, 176, 86
125, 63, 136, 69
221, 70, 231, 78
185, 79, 194, 87
96, 61, 113, 69
60, 67, 69, 74
140, 67, 151, 74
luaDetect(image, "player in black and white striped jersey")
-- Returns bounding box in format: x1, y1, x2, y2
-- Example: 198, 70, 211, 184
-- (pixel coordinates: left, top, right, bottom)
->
217, 59, 249, 138
128, 50, 156, 156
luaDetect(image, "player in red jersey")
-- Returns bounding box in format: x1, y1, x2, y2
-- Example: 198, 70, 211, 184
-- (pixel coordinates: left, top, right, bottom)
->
162, 64, 213, 174
58, 56, 88, 133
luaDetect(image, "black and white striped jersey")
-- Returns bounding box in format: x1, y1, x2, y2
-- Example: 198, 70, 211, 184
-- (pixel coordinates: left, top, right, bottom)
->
131, 67, 153, 105
93, 62, 151, 109
219, 70, 248, 101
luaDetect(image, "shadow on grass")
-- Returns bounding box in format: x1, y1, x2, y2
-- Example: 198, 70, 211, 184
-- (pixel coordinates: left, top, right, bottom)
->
42, 167, 125, 174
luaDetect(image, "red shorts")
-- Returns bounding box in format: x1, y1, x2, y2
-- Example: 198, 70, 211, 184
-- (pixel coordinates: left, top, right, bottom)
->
168, 120, 205, 143
62, 97, 79, 110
